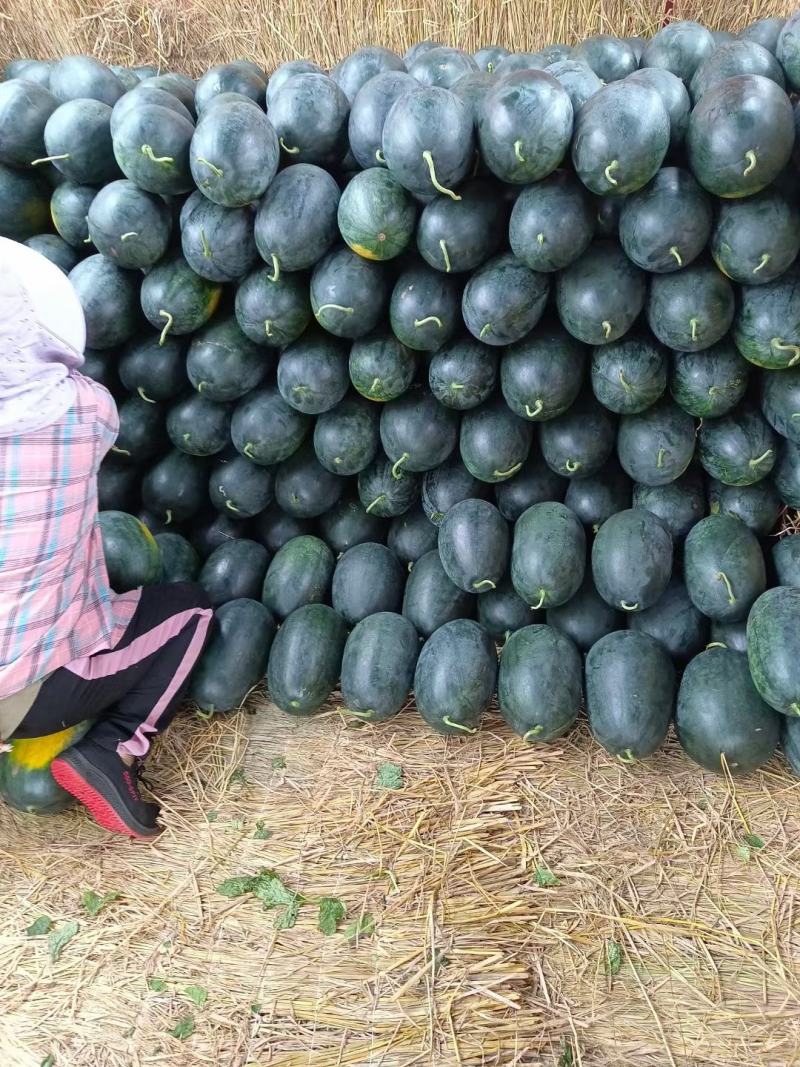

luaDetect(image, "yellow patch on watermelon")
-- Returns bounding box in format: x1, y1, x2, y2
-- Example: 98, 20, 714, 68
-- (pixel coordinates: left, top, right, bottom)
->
136, 519, 158, 550
206, 285, 224, 319
10, 724, 86, 771
350, 242, 382, 261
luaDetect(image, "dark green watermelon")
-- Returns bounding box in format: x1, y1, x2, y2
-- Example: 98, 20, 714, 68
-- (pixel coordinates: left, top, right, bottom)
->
556, 242, 646, 346
629, 575, 708, 661
340, 612, 419, 722
262, 534, 334, 619
195, 61, 267, 110
708, 479, 781, 536
762, 367, 800, 444
209, 452, 274, 518
143, 73, 196, 114
311, 245, 389, 338
266, 60, 324, 108
687, 75, 794, 198
199, 538, 270, 607
501, 322, 587, 422
641, 21, 715, 82
563, 463, 632, 532
711, 189, 800, 285
379, 385, 459, 475
414, 619, 496, 735
508, 171, 594, 273
494, 451, 566, 521
112, 396, 165, 464
349, 332, 416, 402
86, 179, 171, 269
493, 52, 549, 77
416, 178, 506, 274
408, 46, 477, 89
544, 59, 603, 111
684, 514, 766, 622
23, 234, 76, 274
462, 252, 549, 346
230, 386, 310, 466
142, 450, 208, 525
110, 85, 194, 137
539, 392, 616, 479
478, 577, 537, 641
319, 496, 385, 555
709, 618, 748, 652
331, 542, 405, 624
140, 255, 223, 341
98, 461, 140, 512
156, 532, 200, 583
277, 332, 349, 414
617, 397, 696, 486
676, 647, 780, 773
592, 508, 673, 613
546, 573, 621, 652
167, 394, 231, 457
187, 317, 268, 402
254, 163, 340, 272
255, 503, 314, 554
267, 603, 348, 715
647, 262, 735, 352
38, 99, 118, 184
625, 69, 690, 150
477, 70, 573, 184
313, 395, 380, 475
68, 255, 139, 349
0, 79, 58, 168
269, 73, 349, 167
98, 510, 163, 592
511, 501, 586, 609
180, 197, 257, 283
460, 396, 534, 483
585, 630, 675, 761
632, 470, 705, 540
358, 457, 419, 517
572, 34, 635, 80
386, 507, 436, 564
747, 587, 800, 716
81, 349, 118, 392
777, 13, 800, 89
690, 40, 785, 103
337, 167, 417, 261
50, 55, 125, 105
670, 341, 750, 418
192, 510, 252, 557
274, 441, 344, 519
112, 102, 195, 195
774, 535, 800, 588
438, 499, 509, 593
698, 406, 776, 486
571, 81, 669, 196
348, 71, 417, 170
590, 336, 667, 415
498, 624, 581, 741
402, 548, 474, 635
382, 85, 474, 199
421, 456, 486, 525
429, 336, 498, 410
235, 266, 311, 348
50, 180, 95, 247
734, 268, 800, 369
618, 168, 712, 274
389, 263, 461, 351
473, 45, 512, 73
741, 17, 786, 54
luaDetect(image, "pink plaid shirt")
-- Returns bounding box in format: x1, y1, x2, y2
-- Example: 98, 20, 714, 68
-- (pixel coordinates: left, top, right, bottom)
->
0, 373, 141, 699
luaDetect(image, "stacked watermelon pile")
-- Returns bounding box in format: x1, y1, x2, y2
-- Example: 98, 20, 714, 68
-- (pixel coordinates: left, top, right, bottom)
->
3, 15, 800, 779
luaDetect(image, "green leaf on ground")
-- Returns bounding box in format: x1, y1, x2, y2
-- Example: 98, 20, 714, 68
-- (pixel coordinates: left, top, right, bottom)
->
743, 832, 765, 850
274, 898, 300, 930
252, 869, 297, 909
319, 897, 346, 936
375, 762, 403, 789
250, 1002, 262, 1015
345, 913, 375, 941
147, 977, 167, 992
169, 1015, 195, 1040
605, 939, 622, 976
229, 768, 247, 785
253, 821, 272, 840
184, 985, 207, 1007
81, 890, 120, 917
40, 1055, 55, 1067
230, 818, 245, 831
48, 920, 79, 963
534, 865, 559, 888
25, 916, 53, 937
558, 1040, 575, 1067
216, 875, 257, 899
271, 756, 286, 770
206, 811, 219, 823
737, 843, 752, 863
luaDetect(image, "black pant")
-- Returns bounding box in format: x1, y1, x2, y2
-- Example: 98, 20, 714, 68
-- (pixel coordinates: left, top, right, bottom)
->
13, 583, 213, 759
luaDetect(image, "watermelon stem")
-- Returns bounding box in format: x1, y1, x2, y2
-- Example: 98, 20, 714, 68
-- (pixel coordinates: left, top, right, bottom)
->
414, 316, 442, 329
375, 149, 385, 164
537, 233, 545, 246
225, 500, 241, 513
523, 725, 544, 741
264, 320, 273, 338
120, 231, 138, 242
137, 387, 155, 404
525, 400, 544, 419
158, 310, 174, 346
513, 140, 526, 164
531, 590, 546, 611
790, 704, 800, 717
30, 154, 69, 166
753, 254, 770, 275
439, 240, 451, 272
141, 144, 174, 165
472, 579, 496, 591
442, 716, 477, 734
422, 150, 461, 201
617, 749, 636, 763
391, 453, 409, 479
280, 138, 301, 155
689, 318, 699, 342
749, 450, 773, 468
111, 445, 131, 457
243, 443, 257, 459
493, 462, 522, 479
316, 303, 354, 315
479, 323, 493, 339
742, 150, 757, 177
602, 320, 612, 340
715, 570, 736, 606
369, 377, 382, 395
164, 510, 173, 525
83, 231, 92, 245
195, 156, 223, 177
565, 459, 581, 473
345, 708, 374, 719
365, 494, 385, 514
656, 448, 666, 469
770, 339, 800, 366
195, 708, 215, 721
619, 601, 639, 612
669, 246, 682, 267
618, 371, 632, 394
604, 160, 619, 187
200, 227, 212, 259
706, 641, 727, 650
267, 254, 280, 283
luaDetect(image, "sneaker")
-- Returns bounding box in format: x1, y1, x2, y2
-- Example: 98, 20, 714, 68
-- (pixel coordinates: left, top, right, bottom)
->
51, 737, 162, 840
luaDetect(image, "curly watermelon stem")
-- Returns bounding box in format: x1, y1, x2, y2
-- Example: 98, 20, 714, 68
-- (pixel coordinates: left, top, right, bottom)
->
365, 494, 386, 514
479, 323, 492, 339
472, 579, 496, 591
30, 153, 70, 166
617, 748, 636, 764
439, 239, 452, 273
689, 317, 699, 342
656, 447, 666, 469
531, 590, 546, 611
391, 453, 409, 479
415, 316, 442, 329
83, 231, 92, 244
537, 232, 545, 246
422, 150, 461, 201
120, 231, 138, 241
111, 445, 131, 457
317, 303, 354, 315
200, 226, 212, 259
790, 703, 800, 717
715, 570, 736, 605
369, 377, 382, 396
279, 138, 300, 155
523, 725, 544, 741
164, 510, 173, 526
618, 371, 632, 393
705, 641, 727, 650
753, 253, 770, 274
493, 462, 522, 479
564, 459, 581, 473
602, 320, 612, 339
137, 387, 155, 404
243, 443, 257, 459
225, 499, 241, 513
770, 339, 800, 365
158, 310, 174, 346
267, 254, 280, 283
345, 708, 374, 719
141, 144, 174, 164
669, 245, 682, 267
264, 320, 273, 338
449, 382, 464, 391
513, 140, 525, 164
197, 381, 207, 393
195, 708, 215, 721
442, 717, 477, 734
749, 450, 773, 468
525, 400, 544, 419
742, 150, 757, 176
375, 148, 385, 164
604, 160, 619, 187
619, 601, 639, 612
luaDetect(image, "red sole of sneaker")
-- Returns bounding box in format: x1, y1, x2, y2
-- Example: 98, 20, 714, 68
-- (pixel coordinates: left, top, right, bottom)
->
50, 758, 158, 842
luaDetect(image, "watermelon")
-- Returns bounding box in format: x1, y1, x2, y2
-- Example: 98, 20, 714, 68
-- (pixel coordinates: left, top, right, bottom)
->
687, 75, 794, 198
451, 68, 494, 119
777, 12, 800, 89
311, 245, 389, 338
98, 462, 140, 512
747, 587, 800, 716
313, 395, 380, 475
68, 255, 140, 349
571, 81, 670, 196
349, 332, 416, 402
194, 62, 267, 111
632, 470, 706, 540
556, 242, 646, 345
546, 573, 622, 652
733, 268, 800, 369
267, 603, 348, 715
334, 46, 406, 103
181, 198, 258, 283
142, 450, 208, 525
572, 35, 635, 81
276, 331, 349, 415
402, 548, 474, 636
112, 396, 166, 463
358, 457, 419, 517
50, 180, 95, 246
564, 463, 632, 532
690, 40, 785, 103
585, 630, 675, 761
774, 535, 800, 588
590, 336, 667, 415
629, 575, 708, 661
493, 53, 549, 77
255, 504, 314, 554
380, 385, 459, 474
617, 397, 696, 486
0, 79, 58, 168
761, 367, 800, 444
112, 102, 195, 195
98, 510, 162, 592
24, 234, 77, 274
494, 451, 565, 521
500, 322, 587, 422
684, 514, 766, 622
539, 392, 616, 479
209, 452, 274, 518
0, 720, 93, 815
676, 647, 780, 773
49, 55, 124, 105
82, 350, 118, 392
709, 618, 748, 653
5, 59, 53, 85
414, 619, 496, 735
421, 456, 486, 525
187, 317, 268, 402
511, 501, 586, 609
648, 262, 735, 353
741, 18, 786, 54
274, 441, 344, 519
110, 85, 194, 137
331, 542, 405, 624
156, 532, 200, 583
190, 598, 275, 714
670, 341, 750, 419
262, 535, 334, 619
140, 256, 223, 341
709, 479, 781, 537
387, 507, 437, 563
641, 21, 715, 82
544, 59, 603, 111
266, 60, 325, 109
462, 252, 549, 347
477, 578, 537, 641
498, 625, 582, 742
193, 512, 251, 560
167, 394, 231, 457
477, 70, 573, 184
592, 508, 673, 612
348, 71, 417, 170
254, 163, 340, 272
416, 178, 506, 275
338, 167, 416, 262
86, 179, 171, 268
37, 98, 118, 184
509, 171, 594, 273
438, 498, 509, 593
618, 168, 712, 273
429, 336, 498, 410
698, 406, 776, 486
320, 496, 386, 555
230, 386, 310, 467
382, 86, 474, 199
389, 263, 461, 351
460, 396, 534, 483
340, 612, 419, 722
269, 73, 349, 167
235, 266, 311, 349
199, 538, 270, 606
712, 189, 800, 286
625, 69, 690, 150
408, 46, 477, 88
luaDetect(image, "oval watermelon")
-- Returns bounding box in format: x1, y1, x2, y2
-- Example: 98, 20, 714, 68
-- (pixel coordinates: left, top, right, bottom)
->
684, 514, 766, 622
592, 508, 673, 613
498, 624, 582, 741
438, 498, 509, 594
341, 612, 419, 722
402, 549, 474, 636
414, 619, 496, 735
332, 542, 406, 624
267, 603, 348, 715
511, 501, 586, 609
